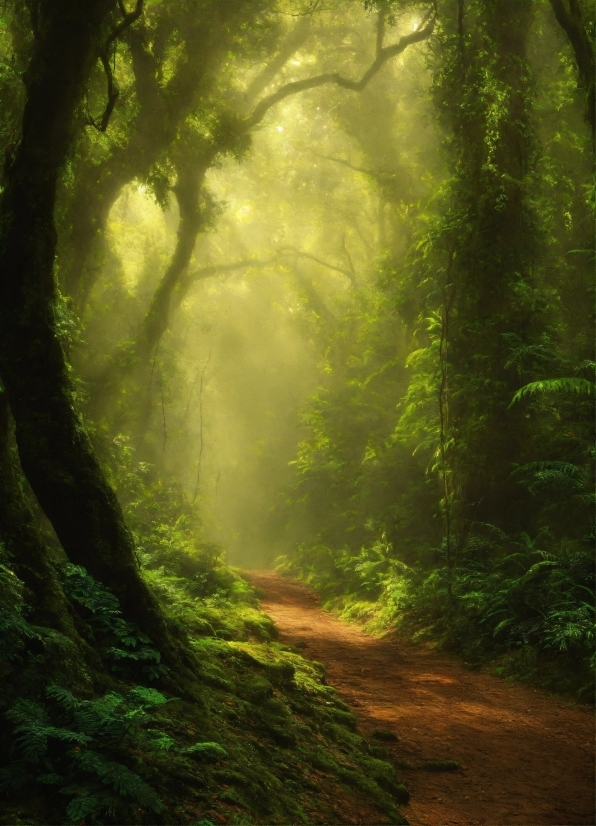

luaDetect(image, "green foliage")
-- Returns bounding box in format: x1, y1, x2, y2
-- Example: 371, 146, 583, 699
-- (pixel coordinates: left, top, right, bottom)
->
404, 530, 595, 695
281, 287, 436, 572
0, 552, 42, 665
0, 550, 409, 824
101, 432, 248, 601
0, 684, 168, 823
280, 0, 594, 702
184, 742, 229, 762
62, 564, 168, 681
511, 377, 595, 405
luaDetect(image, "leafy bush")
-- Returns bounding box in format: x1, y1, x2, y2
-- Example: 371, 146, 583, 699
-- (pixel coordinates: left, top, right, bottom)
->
0, 550, 41, 665
62, 565, 167, 681
0, 685, 169, 823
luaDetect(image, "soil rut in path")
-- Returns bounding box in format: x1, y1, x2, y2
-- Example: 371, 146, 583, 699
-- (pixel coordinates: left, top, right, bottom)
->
246, 571, 595, 826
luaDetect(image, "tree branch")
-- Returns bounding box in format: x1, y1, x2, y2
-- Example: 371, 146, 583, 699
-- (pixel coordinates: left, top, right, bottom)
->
244, 11, 435, 130
112, 0, 144, 43
549, 0, 595, 139
313, 151, 375, 177
277, 246, 355, 282
181, 257, 280, 293
244, 16, 312, 104
86, 0, 145, 133
182, 245, 360, 293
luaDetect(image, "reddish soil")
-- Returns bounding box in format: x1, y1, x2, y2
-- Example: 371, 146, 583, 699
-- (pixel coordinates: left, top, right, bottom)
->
246, 571, 595, 826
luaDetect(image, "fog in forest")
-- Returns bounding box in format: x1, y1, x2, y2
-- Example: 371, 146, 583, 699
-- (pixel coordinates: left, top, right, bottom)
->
73, 1, 439, 569
0, 0, 593, 821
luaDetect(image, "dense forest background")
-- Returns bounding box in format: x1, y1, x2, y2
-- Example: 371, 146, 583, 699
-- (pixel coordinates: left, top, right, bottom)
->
0, 0, 593, 823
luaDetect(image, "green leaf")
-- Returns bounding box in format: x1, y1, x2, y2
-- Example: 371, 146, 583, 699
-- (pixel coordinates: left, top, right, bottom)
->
510, 378, 595, 406
65, 795, 101, 823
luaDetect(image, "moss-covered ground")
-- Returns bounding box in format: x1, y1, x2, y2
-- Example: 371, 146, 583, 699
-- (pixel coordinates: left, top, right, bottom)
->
0, 564, 410, 825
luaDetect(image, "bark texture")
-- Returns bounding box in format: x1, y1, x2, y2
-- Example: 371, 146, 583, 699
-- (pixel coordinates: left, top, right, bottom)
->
0, 387, 78, 640
436, 0, 539, 530
549, 0, 595, 141
0, 0, 177, 659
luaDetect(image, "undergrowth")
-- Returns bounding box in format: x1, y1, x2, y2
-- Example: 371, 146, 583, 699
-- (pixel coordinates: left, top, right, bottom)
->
278, 528, 595, 701
0, 546, 410, 825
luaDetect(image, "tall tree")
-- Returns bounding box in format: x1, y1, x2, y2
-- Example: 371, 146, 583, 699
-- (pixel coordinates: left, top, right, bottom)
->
0, 0, 179, 660
61, 0, 272, 310
405, 0, 544, 548
548, 0, 595, 141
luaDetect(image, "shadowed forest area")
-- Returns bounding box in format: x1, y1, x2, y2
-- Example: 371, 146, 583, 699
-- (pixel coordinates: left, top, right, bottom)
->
0, 0, 593, 824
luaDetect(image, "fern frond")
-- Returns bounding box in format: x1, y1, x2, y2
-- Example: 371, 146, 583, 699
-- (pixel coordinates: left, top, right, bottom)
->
513, 461, 582, 478
127, 687, 169, 709
0, 762, 30, 792
510, 378, 595, 406
46, 684, 76, 713
44, 726, 90, 747
73, 750, 165, 812
65, 795, 101, 823
72, 705, 103, 738
7, 700, 50, 761
36, 772, 65, 785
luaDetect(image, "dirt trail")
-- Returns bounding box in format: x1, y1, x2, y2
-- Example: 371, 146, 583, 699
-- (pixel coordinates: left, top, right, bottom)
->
246, 571, 595, 826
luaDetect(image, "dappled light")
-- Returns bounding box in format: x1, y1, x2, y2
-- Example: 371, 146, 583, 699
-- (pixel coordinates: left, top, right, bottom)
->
0, 0, 593, 824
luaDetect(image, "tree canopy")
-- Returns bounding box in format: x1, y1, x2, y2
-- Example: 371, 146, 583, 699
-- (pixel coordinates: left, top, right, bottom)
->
0, 0, 593, 822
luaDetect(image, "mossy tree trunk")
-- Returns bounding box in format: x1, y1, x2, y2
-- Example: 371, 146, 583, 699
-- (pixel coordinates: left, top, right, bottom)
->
0, 0, 178, 661
548, 0, 595, 142
433, 0, 543, 535
0, 385, 79, 641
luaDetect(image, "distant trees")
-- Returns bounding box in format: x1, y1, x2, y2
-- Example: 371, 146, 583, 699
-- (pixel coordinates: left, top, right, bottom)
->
0, 0, 436, 664
281, 0, 594, 692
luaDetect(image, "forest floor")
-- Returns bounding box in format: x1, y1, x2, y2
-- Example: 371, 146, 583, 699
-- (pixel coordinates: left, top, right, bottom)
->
245, 571, 595, 826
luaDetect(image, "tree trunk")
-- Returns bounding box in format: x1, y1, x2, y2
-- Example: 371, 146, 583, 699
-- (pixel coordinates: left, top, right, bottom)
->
62, 1, 259, 310
433, 0, 540, 533
139, 159, 211, 356
0, 385, 78, 641
0, 0, 178, 661
549, 0, 595, 142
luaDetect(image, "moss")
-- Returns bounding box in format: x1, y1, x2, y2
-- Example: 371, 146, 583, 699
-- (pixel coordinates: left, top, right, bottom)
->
234, 674, 273, 703
0, 568, 411, 825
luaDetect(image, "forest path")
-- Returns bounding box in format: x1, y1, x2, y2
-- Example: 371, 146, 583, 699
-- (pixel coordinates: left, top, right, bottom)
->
244, 571, 595, 826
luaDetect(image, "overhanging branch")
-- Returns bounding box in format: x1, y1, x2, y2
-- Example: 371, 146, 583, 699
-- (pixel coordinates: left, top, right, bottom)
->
86, 0, 145, 133
244, 10, 435, 130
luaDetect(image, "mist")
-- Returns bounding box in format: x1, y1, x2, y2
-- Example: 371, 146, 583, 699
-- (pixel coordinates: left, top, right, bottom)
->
0, 1, 593, 821
73, 0, 441, 572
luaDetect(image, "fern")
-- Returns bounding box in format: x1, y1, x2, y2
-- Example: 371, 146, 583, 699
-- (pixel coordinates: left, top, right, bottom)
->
62, 564, 168, 679
7, 699, 52, 761
128, 686, 170, 708
65, 796, 102, 822
73, 750, 165, 810
512, 461, 585, 494
0, 761, 31, 793
36, 772, 64, 785
510, 377, 595, 405
2, 684, 170, 822
45, 683, 77, 712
